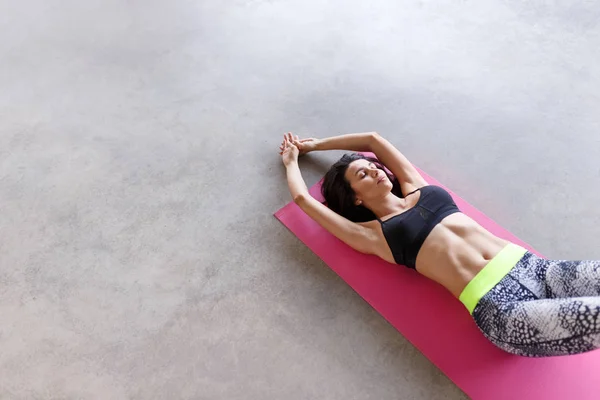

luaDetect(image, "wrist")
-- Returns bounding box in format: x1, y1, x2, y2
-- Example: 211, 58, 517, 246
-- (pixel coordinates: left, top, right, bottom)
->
313, 138, 324, 151
285, 159, 299, 168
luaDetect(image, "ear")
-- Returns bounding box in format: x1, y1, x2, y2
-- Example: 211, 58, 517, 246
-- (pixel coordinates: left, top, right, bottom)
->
355, 198, 362, 206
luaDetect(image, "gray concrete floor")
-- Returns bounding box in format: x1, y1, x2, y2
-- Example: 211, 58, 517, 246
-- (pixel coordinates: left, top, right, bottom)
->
1, 0, 600, 399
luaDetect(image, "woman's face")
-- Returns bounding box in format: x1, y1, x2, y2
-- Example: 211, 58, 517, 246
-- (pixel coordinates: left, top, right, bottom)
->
344, 159, 392, 204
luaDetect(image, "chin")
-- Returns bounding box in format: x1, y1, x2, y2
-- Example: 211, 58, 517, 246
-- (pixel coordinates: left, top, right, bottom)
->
379, 182, 393, 192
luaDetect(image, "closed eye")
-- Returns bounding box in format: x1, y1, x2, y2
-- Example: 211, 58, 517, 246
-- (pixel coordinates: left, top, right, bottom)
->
357, 163, 376, 179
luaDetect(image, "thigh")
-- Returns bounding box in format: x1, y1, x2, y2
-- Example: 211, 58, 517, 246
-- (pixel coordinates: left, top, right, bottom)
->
477, 295, 600, 357
544, 259, 600, 298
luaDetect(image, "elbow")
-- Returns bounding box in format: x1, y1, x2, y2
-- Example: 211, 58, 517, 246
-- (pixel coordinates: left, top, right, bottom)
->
293, 193, 307, 205
368, 131, 381, 148
370, 131, 381, 141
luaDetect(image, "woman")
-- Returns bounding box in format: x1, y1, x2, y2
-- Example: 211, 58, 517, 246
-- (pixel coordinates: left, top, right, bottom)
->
279, 131, 600, 357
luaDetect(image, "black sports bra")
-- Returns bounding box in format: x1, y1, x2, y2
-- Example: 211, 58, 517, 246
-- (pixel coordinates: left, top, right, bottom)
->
377, 185, 460, 269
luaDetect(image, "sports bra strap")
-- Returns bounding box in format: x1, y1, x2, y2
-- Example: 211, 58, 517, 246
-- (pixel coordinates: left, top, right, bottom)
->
405, 187, 422, 197
376, 187, 423, 224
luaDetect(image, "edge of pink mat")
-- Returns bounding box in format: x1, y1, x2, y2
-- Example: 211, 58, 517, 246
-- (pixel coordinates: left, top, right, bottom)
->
274, 156, 600, 400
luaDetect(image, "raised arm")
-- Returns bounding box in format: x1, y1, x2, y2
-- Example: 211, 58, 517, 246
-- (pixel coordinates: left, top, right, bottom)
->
368, 132, 428, 194
292, 131, 428, 195
280, 134, 377, 255
311, 131, 376, 152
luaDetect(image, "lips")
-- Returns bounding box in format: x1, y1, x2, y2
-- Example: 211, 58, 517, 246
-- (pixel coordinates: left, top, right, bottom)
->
377, 176, 386, 184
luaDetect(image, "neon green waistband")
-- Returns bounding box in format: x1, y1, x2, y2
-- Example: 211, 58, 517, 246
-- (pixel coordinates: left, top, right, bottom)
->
459, 243, 527, 314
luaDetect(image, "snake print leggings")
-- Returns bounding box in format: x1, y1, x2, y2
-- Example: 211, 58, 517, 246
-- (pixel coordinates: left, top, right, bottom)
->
473, 252, 600, 357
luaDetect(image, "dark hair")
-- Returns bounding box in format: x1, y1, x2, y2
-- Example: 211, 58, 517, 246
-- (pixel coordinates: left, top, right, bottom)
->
321, 153, 404, 222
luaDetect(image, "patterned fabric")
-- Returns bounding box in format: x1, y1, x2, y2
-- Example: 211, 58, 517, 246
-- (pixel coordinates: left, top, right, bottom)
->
472, 252, 600, 357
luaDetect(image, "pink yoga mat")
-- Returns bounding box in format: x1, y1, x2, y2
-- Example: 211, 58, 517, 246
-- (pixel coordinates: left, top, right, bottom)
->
275, 157, 600, 400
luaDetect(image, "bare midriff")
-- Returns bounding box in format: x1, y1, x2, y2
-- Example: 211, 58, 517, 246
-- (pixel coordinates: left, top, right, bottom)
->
414, 213, 510, 298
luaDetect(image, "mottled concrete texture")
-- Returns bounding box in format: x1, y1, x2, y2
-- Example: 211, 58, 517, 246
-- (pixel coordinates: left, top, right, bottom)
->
1, 0, 600, 399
